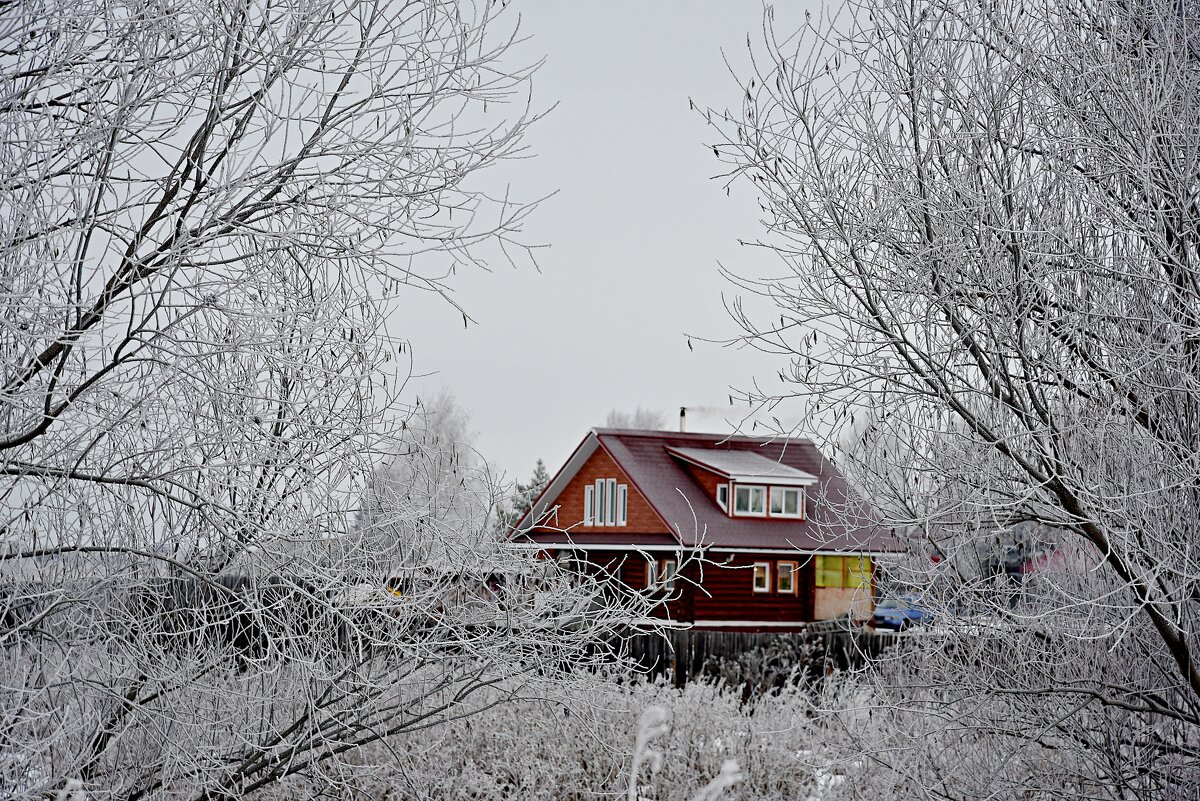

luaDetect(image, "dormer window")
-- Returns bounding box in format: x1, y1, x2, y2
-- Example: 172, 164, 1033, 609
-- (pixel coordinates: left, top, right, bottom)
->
733, 485, 767, 516
716, 484, 729, 511
770, 487, 804, 518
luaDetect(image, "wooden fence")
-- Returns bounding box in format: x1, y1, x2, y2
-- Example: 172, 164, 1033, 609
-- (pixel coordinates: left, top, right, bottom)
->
617, 624, 898, 688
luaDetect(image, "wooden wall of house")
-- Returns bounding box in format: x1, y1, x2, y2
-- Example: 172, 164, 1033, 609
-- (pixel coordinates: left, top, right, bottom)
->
689, 552, 814, 626
571, 549, 820, 630
568, 549, 877, 630
678, 462, 727, 512
550, 448, 669, 534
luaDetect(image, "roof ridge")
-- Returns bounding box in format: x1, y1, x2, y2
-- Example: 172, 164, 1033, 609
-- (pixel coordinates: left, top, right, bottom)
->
593, 427, 814, 444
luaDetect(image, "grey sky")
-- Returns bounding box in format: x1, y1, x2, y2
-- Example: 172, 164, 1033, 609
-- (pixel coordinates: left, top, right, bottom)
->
399, 1, 819, 482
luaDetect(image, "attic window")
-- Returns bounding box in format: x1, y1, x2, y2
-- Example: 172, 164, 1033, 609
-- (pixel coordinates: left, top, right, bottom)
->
770, 487, 803, 518
716, 484, 728, 511
734, 485, 767, 516
584, 479, 627, 526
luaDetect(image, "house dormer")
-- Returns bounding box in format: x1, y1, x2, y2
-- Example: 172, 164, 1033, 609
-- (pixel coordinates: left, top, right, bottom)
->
665, 446, 818, 520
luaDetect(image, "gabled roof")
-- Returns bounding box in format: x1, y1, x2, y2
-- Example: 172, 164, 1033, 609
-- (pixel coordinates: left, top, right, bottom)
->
514, 428, 904, 554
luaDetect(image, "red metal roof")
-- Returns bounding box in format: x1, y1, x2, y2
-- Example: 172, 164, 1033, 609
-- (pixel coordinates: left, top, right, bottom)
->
516, 428, 904, 554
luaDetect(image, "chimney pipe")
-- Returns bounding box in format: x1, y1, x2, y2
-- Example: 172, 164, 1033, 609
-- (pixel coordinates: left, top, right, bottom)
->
679, 407, 687, 433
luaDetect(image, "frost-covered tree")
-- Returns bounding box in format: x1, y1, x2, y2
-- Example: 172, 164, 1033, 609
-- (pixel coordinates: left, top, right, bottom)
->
0, 2, 624, 798
358, 389, 498, 568
707, 0, 1200, 795
605, 407, 668, 430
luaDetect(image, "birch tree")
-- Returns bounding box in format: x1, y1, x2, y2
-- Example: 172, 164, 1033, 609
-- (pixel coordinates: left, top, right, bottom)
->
708, 0, 1200, 795
0, 1, 626, 798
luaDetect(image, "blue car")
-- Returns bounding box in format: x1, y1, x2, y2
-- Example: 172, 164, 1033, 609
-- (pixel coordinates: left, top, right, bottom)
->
871, 595, 933, 631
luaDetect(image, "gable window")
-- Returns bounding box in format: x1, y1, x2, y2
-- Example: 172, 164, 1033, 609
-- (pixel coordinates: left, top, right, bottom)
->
777, 560, 798, 594
585, 479, 628, 526
770, 487, 803, 518
734, 485, 767, 516
752, 562, 771, 593
716, 484, 729, 511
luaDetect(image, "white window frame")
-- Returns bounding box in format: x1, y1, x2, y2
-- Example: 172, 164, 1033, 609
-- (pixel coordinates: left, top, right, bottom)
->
595, 479, 606, 526
769, 487, 804, 519
716, 484, 729, 512
752, 562, 771, 593
734, 484, 767, 517
588, 480, 629, 527
776, 560, 798, 594
605, 478, 617, 527
658, 558, 678, 592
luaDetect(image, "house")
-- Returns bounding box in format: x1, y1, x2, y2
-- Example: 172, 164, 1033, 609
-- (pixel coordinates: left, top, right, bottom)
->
509, 428, 905, 631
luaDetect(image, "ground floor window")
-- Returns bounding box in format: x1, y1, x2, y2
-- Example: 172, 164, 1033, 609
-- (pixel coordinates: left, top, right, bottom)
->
657, 558, 677, 591
752, 562, 771, 593
776, 560, 798, 594
644, 556, 678, 591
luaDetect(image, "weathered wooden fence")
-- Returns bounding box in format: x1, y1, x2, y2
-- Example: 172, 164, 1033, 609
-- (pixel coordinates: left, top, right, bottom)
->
617, 624, 898, 688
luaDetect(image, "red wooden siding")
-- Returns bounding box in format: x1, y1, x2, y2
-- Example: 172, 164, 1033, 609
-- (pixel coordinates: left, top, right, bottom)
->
547, 448, 669, 534
677, 461, 729, 517
688, 553, 814, 624
567, 549, 821, 629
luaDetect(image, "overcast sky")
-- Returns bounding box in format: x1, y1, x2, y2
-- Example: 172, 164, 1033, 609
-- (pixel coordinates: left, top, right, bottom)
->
399, 1, 820, 482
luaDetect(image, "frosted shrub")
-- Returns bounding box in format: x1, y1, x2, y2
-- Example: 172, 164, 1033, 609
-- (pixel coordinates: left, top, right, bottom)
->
311, 672, 826, 800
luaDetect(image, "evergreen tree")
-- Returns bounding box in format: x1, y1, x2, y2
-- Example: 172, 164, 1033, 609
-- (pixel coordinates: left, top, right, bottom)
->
493, 459, 551, 535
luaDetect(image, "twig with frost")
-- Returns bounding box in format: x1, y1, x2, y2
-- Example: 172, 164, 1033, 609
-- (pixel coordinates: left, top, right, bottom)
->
628, 705, 671, 801
626, 704, 742, 801
690, 759, 744, 801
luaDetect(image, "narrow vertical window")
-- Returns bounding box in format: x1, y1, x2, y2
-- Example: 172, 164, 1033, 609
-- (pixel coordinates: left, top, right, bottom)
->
605, 478, 617, 527
617, 484, 628, 526
584, 485, 594, 525
595, 479, 606, 526
716, 484, 728, 511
